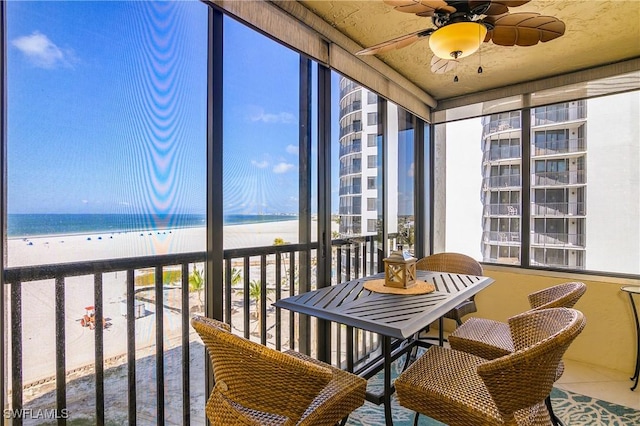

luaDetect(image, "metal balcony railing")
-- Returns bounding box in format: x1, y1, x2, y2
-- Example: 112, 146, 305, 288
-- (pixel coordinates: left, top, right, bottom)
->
483, 231, 521, 243
2, 237, 384, 424
483, 117, 520, 135
339, 101, 362, 118
339, 143, 362, 157
338, 185, 362, 195
339, 80, 359, 98
339, 122, 362, 138
338, 205, 362, 215
484, 203, 520, 216
532, 104, 586, 125
483, 174, 522, 188
484, 146, 521, 162
339, 165, 362, 175
532, 202, 586, 216
533, 138, 586, 156
531, 232, 586, 247
533, 170, 586, 186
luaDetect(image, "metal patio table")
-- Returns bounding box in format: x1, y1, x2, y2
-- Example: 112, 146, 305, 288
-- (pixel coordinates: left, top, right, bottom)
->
273, 270, 494, 425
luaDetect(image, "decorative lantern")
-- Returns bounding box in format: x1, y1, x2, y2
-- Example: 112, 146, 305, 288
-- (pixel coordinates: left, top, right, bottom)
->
383, 246, 417, 289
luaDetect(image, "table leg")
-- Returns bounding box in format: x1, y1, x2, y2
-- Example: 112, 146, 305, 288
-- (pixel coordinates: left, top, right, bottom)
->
383, 335, 394, 425
628, 293, 640, 391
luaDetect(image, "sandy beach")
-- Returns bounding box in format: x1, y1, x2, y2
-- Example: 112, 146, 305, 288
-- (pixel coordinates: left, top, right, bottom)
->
7, 218, 329, 420
8, 219, 315, 267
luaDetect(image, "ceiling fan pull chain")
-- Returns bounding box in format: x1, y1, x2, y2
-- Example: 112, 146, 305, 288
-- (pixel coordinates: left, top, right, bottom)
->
478, 23, 483, 74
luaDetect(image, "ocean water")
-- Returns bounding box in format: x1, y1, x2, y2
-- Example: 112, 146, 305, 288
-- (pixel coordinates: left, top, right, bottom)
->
7, 214, 298, 238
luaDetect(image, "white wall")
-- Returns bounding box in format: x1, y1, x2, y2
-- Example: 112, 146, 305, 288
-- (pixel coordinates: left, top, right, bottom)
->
585, 92, 640, 274
444, 117, 485, 260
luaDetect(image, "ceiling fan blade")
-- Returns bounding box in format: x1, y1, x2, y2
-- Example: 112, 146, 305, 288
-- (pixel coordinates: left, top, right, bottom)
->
476, 0, 531, 16
430, 56, 458, 74
356, 28, 434, 55
484, 13, 565, 46
383, 0, 455, 17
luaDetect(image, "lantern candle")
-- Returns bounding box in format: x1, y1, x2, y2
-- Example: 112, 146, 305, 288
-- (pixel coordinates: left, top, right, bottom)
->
383, 246, 417, 289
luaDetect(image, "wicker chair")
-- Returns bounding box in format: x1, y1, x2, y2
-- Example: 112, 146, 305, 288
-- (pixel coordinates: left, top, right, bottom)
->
448, 281, 587, 359
447, 281, 586, 426
415, 252, 484, 345
191, 315, 366, 426
395, 308, 586, 426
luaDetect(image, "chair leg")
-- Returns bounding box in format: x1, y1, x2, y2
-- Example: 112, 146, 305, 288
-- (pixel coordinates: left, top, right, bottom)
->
546, 395, 564, 426
438, 317, 444, 346
413, 411, 420, 426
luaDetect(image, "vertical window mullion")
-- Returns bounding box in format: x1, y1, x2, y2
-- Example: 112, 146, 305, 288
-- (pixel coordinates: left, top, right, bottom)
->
206, 9, 224, 426
316, 63, 332, 362
521, 101, 532, 267
0, 0, 7, 414
377, 97, 388, 260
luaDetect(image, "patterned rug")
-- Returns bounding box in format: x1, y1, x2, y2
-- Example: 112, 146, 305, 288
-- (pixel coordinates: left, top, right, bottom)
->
346, 353, 640, 426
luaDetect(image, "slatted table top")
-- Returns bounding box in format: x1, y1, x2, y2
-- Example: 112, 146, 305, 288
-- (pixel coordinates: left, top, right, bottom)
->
273, 270, 494, 340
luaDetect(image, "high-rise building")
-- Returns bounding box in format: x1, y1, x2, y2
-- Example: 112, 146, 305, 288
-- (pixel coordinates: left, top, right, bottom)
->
481, 102, 588, 268
338, 78, 380, 237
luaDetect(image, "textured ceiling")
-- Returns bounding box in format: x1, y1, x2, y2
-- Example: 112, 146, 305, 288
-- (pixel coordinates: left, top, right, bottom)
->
298, 0, 640, 101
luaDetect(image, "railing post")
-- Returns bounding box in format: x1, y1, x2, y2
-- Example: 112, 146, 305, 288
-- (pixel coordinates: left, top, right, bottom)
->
154, 267, 164, 424
181, 262, 190, 426
126, 269, 137, 426
54, 276, 67, 426
94, 273, 105, 425
11, 281, 23, 426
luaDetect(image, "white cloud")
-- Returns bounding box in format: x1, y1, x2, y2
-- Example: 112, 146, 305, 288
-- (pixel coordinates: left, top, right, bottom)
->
273, 162, 294, 174
251, 160, 269, 168
286, 144, 298, 155
408, 162, 415, 178
248, 106, 295, 124
12, 31, 75, 69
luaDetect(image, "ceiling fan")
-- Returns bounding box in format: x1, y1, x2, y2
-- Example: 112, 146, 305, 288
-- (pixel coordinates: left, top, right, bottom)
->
356, 0, 565, 74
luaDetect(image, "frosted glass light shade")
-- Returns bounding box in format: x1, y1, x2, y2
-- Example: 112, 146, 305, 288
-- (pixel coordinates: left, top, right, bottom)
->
429, 22, 487, 59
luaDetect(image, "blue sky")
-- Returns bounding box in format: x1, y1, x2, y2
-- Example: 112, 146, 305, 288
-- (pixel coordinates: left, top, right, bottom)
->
7, 1, 338, 215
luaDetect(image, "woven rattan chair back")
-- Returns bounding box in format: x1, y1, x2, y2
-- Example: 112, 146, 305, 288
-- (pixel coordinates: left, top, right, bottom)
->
528, 281, 587, 311
415, 252, 483, 276
479, 308, 586, 421
191, 315, 333, 425
416, 253, 484, 327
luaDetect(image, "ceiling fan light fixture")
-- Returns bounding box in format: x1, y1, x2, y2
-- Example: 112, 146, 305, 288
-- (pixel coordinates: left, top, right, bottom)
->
429, 22, 487, 60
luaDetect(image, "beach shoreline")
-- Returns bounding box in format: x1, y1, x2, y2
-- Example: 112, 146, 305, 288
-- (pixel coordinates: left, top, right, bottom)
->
7, 219, 322, 267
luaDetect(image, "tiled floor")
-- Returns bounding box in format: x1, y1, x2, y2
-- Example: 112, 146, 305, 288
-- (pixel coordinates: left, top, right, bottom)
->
556, 359, 640, 410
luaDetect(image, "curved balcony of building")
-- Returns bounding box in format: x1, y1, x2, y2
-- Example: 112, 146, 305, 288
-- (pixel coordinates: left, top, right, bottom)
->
339, 164, 362, 176
482, 231, 521, 244
482, 117, 521, 135
339, 79, 360, 99
532, 170, 586, 187
339, 122, 363, 138
338, 184, 362, 196
483, 203, 520, 217
340, 101, 362, 118
338, 210, 362, 221
483, 146, 521, 163
533, 138, 586, 157
339, 142, 362, 158
482, 174, 522, 189
531, 202, 586, 217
